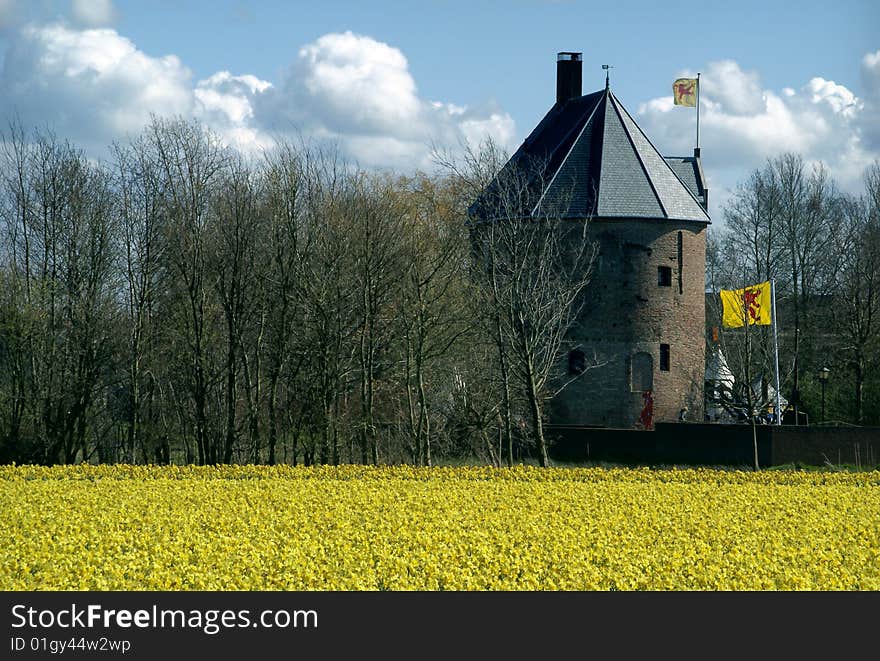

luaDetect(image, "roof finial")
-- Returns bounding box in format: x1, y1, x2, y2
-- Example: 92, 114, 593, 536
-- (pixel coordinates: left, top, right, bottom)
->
602, 64, 613, 89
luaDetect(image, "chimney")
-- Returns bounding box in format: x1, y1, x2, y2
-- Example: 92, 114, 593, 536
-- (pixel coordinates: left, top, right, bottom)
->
556, 52, 582, 104
693, 147, 709, 211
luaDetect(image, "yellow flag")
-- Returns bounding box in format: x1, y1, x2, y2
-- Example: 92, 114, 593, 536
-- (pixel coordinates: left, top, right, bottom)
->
720, 282, 772, 328
673, 78, 698, 107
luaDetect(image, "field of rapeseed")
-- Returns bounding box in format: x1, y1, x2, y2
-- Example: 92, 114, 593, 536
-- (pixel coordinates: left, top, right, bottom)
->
1, 464, 878, 590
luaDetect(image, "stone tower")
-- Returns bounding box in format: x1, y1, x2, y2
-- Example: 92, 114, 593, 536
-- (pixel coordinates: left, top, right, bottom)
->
481, 53, 710, 428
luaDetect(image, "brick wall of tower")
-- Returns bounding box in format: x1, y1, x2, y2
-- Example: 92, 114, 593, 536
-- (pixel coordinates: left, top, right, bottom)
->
551, 218, 707, 428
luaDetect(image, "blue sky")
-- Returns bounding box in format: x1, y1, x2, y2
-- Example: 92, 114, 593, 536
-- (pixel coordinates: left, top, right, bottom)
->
1, 0, 878, 218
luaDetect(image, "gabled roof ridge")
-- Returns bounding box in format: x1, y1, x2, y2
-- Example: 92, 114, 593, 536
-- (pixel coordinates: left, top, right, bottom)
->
531, 93, 605, 216
606, 89, 668, 218
472, 87, 711, 223
609, 90, 710, 221
522, 91, 602, 157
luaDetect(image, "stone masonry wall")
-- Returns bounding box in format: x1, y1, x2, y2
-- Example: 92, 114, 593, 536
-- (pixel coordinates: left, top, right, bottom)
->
551, 218, 707, 427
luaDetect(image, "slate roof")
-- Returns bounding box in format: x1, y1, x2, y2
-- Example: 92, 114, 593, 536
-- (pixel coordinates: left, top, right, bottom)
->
471, 86, 710, 223
663, 156, 707, 209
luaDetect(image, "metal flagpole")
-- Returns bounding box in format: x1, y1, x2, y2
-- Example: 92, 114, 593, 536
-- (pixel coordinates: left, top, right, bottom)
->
771, 280, 782, 425
696, 72, 701, 150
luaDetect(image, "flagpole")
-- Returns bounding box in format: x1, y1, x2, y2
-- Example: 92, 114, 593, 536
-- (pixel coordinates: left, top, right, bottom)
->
696, 72, 701, 151
771, 279, 782, 425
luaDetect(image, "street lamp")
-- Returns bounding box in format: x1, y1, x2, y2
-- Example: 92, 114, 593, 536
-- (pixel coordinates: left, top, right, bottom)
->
818, 367, 830, 423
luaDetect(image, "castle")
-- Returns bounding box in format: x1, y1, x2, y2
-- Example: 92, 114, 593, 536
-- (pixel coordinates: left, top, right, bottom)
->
480, 52, 710, 428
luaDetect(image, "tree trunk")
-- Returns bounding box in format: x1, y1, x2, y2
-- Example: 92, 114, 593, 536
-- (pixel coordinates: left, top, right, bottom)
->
523, 353, 549, 467
751, 414, 759, 471
267, 370, 280, 465
418, 367, 431, 467
854, 355, 863, 425
494, 315, 514, 467
223, 318, 237, 464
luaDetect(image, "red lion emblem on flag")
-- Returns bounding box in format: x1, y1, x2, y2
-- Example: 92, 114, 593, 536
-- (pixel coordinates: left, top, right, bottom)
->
673, 78, 697, 106
742, 287, 763, 322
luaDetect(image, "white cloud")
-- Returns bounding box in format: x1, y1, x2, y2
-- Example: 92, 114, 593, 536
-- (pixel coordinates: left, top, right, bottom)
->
700, 60, 765, 116
0, 17, 872, 197
71, 0, 117, 27
296, 31, 421, 136
636, 56, 880, 218
859, 50, 880, 153
862, 50, 880, 99
0, 23, 192, 150
0, 24, 515, 171
458, 112, 516, 151
805, 77, 860, 117
193, 71, 274, 153
254, 30, 517, 169
196, 71, 271, 125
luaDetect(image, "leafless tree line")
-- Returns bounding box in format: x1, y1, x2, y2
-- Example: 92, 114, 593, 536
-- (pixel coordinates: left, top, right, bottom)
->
709, 153, 880, 426
0, 118, 595, 466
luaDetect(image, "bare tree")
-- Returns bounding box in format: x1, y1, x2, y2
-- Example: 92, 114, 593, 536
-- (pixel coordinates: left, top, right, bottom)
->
774, 154, 839, 418
446, 140, 596, 467
112, 136, 168, 462
0, 121, 37, 461
718, 154, 842, 425
260, 142, 311, 465
145, 116, 228, 465
716, 296, 781, 470
395, 174, 471, 466
208, 153, 263, 463
349, 175, 406, 465
833, 162, 880, 423
0, 128, 118, 463
436, 141, 519, 464
295, 148, 360, 465
721, 163, 783, 284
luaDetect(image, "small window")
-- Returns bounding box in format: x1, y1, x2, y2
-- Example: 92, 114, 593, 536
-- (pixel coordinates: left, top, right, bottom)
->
568, 350, 586, 375
658, 266, 672, 287
660, 344, 670, 371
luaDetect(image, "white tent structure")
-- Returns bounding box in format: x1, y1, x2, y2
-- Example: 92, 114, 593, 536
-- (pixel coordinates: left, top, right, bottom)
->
705, 346, 736, 421
705, 345, 734, 390
704, 345, 790, 423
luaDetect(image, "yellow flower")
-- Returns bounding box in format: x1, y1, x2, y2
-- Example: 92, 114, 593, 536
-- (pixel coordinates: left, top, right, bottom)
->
0, 464, 877, 590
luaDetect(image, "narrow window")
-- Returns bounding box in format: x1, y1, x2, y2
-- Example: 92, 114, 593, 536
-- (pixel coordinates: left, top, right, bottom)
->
658, 265, 672, 287
660, 344, 670, 372
568, 350, 586, 375
677, 231, 684, 294
631, 352, 653, 392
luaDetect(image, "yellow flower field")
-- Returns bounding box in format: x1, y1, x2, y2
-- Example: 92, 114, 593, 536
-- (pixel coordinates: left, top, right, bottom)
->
1, 464, 878, 590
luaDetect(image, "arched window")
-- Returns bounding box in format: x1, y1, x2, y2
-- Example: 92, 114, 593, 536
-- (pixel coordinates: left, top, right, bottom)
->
631, 352, 653, 392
